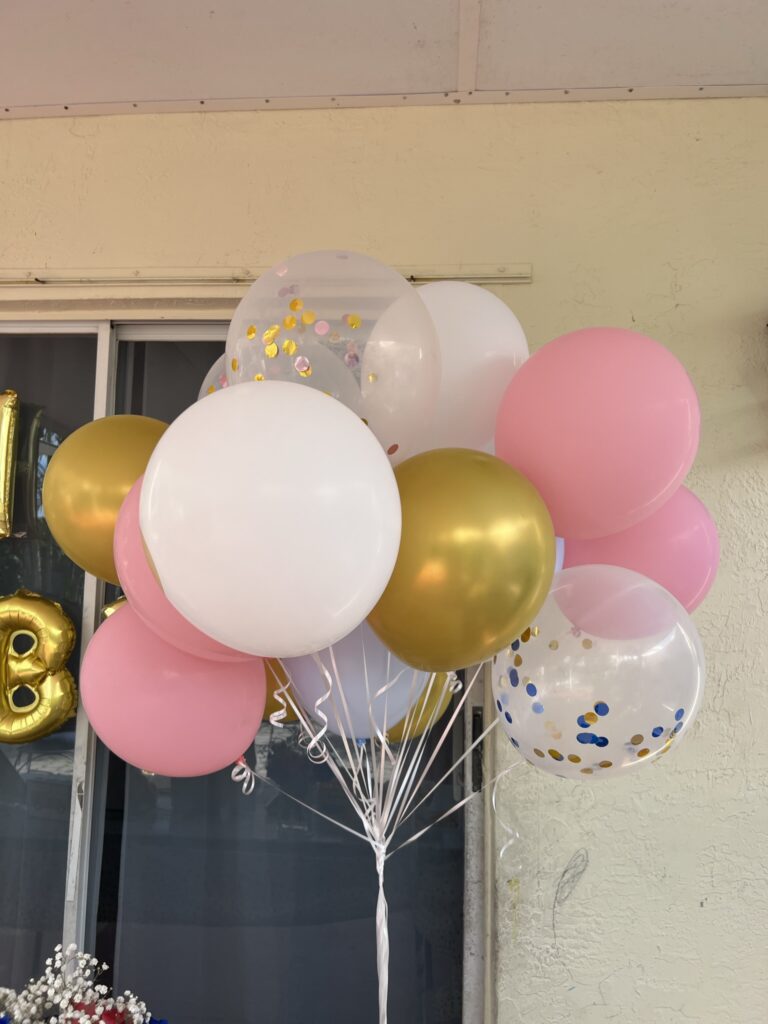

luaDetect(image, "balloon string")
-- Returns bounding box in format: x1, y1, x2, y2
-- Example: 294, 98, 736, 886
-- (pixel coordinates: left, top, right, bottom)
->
387, 759, 525, 858
230, 753, 370, 843
491, 767, 524, 864
375, 842, 389, 1024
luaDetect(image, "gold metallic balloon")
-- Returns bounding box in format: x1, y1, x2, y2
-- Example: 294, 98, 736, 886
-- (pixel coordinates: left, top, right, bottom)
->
0, 589, 77, 744
263, 658, 298, 723
42, 415, 167, 584
101, 596, 128, 620
387, 672, 450, 742
0, 389, 19, 539
368, 449, 555, 671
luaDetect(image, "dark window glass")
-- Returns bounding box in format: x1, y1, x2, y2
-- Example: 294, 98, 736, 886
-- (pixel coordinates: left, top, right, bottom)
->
0, 333, 96, 988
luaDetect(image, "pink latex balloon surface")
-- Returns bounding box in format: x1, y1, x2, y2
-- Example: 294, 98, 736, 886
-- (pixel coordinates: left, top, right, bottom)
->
495, 327, 700, 539
81, 604, 266, 777
114, 477, 250, 662
564, 486, 718, 612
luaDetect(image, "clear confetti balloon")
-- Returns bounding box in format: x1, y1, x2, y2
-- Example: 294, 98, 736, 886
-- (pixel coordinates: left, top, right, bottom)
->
197, 354, 229, 401
226, 250, 440, 462
492, 565, 705, 780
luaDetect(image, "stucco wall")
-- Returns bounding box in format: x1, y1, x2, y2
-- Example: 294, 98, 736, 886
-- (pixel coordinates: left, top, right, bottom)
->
1, 98, 766, 1022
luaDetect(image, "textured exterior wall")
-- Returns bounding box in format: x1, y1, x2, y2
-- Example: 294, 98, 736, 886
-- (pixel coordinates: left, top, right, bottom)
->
1, 98, 767, 1021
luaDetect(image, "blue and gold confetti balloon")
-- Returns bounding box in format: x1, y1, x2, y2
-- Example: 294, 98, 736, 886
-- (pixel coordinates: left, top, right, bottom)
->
492, 565, 705, 780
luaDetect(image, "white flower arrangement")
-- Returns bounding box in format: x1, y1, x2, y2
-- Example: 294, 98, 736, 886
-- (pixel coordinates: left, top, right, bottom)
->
0, 945, 157, 1024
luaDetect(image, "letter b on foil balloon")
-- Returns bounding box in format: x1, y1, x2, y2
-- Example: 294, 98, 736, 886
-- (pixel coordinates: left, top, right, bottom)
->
0, 590, 77, 744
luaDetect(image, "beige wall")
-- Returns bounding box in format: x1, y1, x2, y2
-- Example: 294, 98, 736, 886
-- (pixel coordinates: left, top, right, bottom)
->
2, 99, 767, 1021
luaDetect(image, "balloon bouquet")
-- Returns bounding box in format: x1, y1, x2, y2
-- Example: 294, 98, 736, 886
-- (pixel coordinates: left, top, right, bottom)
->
39, 252, 716, 1024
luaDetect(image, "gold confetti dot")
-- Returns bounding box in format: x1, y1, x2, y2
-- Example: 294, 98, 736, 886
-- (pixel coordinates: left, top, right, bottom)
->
345, 313, 362, 329
630, 734, 644, 746
548, 748, 564, 761
367, 372, 378, 384
264, 342, 279, 358
246, 325, 257, 340
533, 748, 545, 758
582, 639, 593, 649
290, 298, 304, 312
580, 767, 593, 774
263, 324, 280, 344
207, 385, 215, 394
599, 760, 613, 768
567, 754, 581, 764
584, 712, 598, 725
637, 748, 650, 758
283, 315, 297, 329
231, 357, 239, 372
531, 626, 540, 637
513, 654, 523, 667
298, 364, 312, 378
549, 640, 559, 651
301, 309, 317, 325
282, 339, 297, 356
521, 627, 532, 643
253, 373, 265, 381
361, 417, 369, 426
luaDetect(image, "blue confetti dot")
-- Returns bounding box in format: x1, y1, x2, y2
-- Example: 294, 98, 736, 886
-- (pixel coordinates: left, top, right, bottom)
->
508, 668, 519, 687
526, 682, 537, 697
504, 711, 513, 724
652, 725, 664, 738
577, 732, 597, 744
595, 736, 609, 748
510, 736, 520, 748
496, 700, 503, 713
675, 708, 685, 721
511, 639, 520, 651
673, 721, 683, 733
594, 702, 610, 717
577, 715, 590, 728
532, 702, 544, 714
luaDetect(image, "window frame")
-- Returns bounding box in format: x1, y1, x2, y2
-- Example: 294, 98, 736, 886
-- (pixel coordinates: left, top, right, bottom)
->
0, 318, 495, 1021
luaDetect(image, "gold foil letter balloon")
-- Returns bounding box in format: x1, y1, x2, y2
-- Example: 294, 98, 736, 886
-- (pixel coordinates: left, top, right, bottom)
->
42, 415, 167, 584
0, 590, 77, 744
368, 449, 556, 672
0, 389, 19, 539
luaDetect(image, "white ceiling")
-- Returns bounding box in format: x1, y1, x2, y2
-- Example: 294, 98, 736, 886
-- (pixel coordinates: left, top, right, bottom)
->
1, 0, 767, 119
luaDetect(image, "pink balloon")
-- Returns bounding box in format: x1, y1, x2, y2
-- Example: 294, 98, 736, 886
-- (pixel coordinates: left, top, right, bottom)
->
114, 477, 250, 662
564, 486, 718, 612
81, 604, 266, 776
495, 328, 700, 539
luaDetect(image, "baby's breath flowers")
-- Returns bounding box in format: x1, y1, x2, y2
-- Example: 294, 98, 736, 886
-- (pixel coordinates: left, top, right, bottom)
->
0, 946, 155, 1023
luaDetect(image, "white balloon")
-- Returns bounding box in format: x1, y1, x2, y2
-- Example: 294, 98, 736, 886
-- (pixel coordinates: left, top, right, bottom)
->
493, 566, 705, 780
140, 381, 402, 658
416, 282, 528, 452
284, 622, 428, 739
197, 354, 230, 401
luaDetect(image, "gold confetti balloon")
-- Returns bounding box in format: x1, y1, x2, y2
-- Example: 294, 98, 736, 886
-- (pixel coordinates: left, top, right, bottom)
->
225, 251, 440, 463
367, 449, 556, 671
492, 565, 706, 780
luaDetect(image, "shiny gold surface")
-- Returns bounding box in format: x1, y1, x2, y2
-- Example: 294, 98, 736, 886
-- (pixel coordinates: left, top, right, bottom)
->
368, 449, 555, 671
42, 415, 167, 583
0, 589, 77, 744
